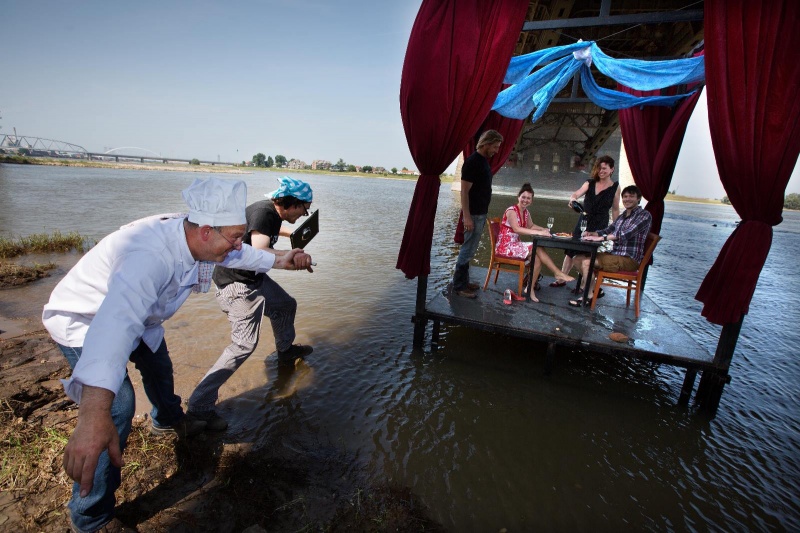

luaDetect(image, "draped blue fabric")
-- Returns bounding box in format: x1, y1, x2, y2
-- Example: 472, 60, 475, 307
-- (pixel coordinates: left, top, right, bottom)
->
493, 56, 573, 119
493, 41, 705, 121
580, 68, 696, 111
503, 41, 592, 84
590, 44, 705, 89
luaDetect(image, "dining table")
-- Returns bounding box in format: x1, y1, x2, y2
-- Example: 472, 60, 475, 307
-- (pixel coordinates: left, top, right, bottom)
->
526, 235, 603, 304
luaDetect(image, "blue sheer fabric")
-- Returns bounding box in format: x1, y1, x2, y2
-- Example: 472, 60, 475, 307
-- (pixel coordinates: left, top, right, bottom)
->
580, 67, 697, 111
503, 41, 592, 84
492, 41, 704, 121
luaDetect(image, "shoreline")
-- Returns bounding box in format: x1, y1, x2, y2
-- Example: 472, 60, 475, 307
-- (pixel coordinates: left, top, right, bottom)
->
11, 156, 791, 207
0, 260, 443, 532
0, 155, 454, 182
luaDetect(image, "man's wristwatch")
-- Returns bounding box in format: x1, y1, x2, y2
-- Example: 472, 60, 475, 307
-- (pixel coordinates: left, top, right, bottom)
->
603, 234, 608, 241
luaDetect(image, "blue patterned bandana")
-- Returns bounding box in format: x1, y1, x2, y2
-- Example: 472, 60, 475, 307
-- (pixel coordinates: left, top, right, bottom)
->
267, 176, 313, 202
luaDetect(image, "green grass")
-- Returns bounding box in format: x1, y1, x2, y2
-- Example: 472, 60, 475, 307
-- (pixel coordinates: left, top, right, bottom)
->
0, 402, 71, 493
665, 193, 723, 205
0, 154, 33, 165
0, 231, 88, 259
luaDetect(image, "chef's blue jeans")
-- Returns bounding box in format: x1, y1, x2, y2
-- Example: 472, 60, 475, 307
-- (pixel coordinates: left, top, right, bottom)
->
58, 339, 183, 532
453, 214, 486, 290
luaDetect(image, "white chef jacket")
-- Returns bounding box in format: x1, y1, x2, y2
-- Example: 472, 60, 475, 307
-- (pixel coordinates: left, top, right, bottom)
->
42, 216, 276, 403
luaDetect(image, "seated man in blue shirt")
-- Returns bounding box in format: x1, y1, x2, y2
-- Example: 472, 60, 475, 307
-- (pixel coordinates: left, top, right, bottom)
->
569, 185, 652, 307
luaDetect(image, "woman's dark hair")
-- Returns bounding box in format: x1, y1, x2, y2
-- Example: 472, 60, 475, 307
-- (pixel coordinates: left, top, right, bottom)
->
518, 183, 534, 197
590, 155, 615, 181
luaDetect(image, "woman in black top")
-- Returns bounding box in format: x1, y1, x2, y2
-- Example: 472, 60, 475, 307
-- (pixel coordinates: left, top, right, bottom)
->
551, 155, 621, 288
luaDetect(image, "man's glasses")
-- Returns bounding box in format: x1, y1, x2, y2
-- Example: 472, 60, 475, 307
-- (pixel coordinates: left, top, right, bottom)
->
301, 203, 311, 216
214, 228, 243, 248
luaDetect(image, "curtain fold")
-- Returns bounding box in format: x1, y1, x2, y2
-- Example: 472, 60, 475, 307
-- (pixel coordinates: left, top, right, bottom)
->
396, 0, 529, 279
618, 84, 702, 235
696, 0, 800, 324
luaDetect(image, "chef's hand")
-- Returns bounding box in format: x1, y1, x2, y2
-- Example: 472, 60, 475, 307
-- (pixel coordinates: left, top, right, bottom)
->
63, 386, 122, 498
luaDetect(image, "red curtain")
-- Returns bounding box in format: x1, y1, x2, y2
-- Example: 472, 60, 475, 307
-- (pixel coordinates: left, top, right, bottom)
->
696, 0, 800, 324
454, 110, 525, 243
461, 111, 525, 169
396, 0, 529, 279
618, 83, 702, 235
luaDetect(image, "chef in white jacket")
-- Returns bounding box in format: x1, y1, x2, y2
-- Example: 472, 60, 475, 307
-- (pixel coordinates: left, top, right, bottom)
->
42, 177, 312, 533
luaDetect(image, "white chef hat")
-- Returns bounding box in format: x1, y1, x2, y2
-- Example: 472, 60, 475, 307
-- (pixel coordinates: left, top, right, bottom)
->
182, 177, 247, 226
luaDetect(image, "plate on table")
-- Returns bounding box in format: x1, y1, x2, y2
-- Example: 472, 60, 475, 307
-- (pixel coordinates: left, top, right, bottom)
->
552, 232, 573, 239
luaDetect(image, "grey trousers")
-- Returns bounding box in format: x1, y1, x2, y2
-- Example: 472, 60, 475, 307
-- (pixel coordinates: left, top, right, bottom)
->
188, 276, 296, 413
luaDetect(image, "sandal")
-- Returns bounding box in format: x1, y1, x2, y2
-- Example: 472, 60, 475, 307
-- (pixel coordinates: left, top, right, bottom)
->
549, 279, 567, 288
568, 297, 593, 307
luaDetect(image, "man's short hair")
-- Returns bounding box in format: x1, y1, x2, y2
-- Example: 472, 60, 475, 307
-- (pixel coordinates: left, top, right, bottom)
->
272, 196, 306, 209
621, 185, 642, 200
477, 129, 503, 148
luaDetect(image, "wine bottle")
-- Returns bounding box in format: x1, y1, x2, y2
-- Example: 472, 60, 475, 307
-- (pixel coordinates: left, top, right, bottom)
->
571, 200, 587, 216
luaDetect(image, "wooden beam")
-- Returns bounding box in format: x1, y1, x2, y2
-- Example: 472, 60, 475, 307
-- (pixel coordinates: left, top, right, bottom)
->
521, 10, 703, 31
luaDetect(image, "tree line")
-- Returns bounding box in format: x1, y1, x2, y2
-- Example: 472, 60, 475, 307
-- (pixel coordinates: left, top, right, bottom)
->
251, 153, 286, 168
721, 193, 800, 211
250, 153, 403, 175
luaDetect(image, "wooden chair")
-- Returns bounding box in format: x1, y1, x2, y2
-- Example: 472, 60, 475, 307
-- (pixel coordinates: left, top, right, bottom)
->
590, 232, 661, 317
483, 217, 527, 295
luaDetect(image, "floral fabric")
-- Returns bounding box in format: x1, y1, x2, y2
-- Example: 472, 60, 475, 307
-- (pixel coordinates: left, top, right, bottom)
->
495, 205, 532, 260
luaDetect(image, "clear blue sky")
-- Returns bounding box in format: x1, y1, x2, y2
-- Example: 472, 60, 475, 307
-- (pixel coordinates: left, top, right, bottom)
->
2, 1, 798, 198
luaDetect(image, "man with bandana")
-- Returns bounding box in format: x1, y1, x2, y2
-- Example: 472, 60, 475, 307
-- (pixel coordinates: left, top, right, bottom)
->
187, 176, 315, 432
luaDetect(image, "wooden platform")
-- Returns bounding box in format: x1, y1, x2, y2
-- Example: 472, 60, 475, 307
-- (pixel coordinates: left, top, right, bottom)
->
420, 268, 716, 383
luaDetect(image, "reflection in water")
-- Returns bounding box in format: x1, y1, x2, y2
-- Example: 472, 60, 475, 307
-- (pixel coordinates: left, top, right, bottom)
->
267, 359, 315, 401
1, 165, 798, 530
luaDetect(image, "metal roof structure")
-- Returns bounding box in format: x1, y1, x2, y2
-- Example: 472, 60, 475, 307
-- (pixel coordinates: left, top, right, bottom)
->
510, 0, 704, 166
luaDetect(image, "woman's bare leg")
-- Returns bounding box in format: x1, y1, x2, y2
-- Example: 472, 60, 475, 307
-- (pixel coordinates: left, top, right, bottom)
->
537, 249, 574, 282
529, 257, 542, 302
561, 255, 574, 275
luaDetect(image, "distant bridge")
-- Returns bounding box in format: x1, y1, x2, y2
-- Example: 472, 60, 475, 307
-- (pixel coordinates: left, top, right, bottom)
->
0, 134, 236, 166
0, 134, 88, 155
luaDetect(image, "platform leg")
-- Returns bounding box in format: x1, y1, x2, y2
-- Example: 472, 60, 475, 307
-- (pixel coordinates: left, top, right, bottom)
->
412, 275, 429, 349
678, 368, 697, 406
544, 342, 556, 375
695, 316, 743, 417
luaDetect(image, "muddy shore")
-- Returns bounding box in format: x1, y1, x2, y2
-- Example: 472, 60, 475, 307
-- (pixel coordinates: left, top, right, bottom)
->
0, 272, 442, 532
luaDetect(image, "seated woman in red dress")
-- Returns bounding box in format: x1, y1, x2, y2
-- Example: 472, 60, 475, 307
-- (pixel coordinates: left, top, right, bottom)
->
497, 183, 574, 302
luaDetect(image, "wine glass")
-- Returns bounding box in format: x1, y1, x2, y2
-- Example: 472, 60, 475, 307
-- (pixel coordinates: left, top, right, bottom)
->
547, 217, 554, 232
580, 218, 588, 234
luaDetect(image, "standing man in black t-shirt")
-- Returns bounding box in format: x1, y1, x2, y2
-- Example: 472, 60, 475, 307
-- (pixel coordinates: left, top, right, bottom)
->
187, 176, 314, 431
452, 129, 503, 298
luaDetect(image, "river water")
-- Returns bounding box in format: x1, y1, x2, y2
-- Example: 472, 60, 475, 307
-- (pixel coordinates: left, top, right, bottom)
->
1, 164, 799, 531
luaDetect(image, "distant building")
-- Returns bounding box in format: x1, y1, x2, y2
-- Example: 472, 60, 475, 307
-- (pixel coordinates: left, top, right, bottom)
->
373, 166, 386, 173
312, 159, 331, 170
399, 169, 418, 176
287, 158, 306, 170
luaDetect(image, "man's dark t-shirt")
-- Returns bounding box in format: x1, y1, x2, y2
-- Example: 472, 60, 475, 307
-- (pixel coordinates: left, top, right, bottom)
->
213, 200, 281, 288
461, 151, 493, 215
